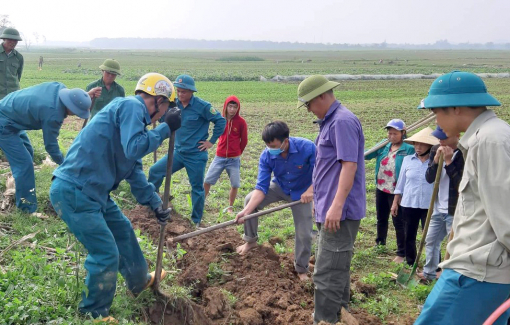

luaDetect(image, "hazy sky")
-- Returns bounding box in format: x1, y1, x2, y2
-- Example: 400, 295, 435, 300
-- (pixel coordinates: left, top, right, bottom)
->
4, 0, 509, 44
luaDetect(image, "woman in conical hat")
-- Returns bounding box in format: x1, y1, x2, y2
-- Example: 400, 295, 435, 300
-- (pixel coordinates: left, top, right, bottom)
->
390, 127, 439, 266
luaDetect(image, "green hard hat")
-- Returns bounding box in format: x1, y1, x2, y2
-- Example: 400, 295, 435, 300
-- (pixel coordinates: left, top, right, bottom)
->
0, 27, 22, 41
99, 59, 121, 75
174, 74, 197, 92
297, 75, 339, 108
418, 71, 500, 109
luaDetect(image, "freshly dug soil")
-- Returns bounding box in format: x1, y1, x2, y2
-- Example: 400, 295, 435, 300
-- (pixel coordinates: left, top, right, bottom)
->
126, 205, 384, 325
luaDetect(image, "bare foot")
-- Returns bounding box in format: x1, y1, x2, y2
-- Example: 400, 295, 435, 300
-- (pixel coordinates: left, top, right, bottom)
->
236, 242, 258, 255
297, 273, 309, 281
392, 256, 404, 263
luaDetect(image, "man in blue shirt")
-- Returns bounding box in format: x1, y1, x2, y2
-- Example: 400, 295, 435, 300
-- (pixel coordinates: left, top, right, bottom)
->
50, 73, 181, 322
0, 82, 92, 213
235, 121, 315, 281
149, 74, 226, 226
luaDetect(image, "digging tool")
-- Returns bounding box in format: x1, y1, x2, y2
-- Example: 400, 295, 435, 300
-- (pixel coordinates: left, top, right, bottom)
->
364, 112, 435, 157
153, 130, 176, 295
169, 201, 302, 243
81, 97, 96, 129
152, 123, 158, 163
396, 153, 444, 288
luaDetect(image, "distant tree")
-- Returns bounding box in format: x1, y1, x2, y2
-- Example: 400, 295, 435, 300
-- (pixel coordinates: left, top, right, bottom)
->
0, 14, 13, 34
33, 32, 39, 44
20, 33, 32, 51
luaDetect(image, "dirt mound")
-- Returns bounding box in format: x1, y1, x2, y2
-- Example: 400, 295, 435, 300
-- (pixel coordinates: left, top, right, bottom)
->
126, 205, 382, 325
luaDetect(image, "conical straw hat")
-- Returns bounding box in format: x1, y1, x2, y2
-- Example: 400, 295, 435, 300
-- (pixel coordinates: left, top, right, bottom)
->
404, 127, 439, 146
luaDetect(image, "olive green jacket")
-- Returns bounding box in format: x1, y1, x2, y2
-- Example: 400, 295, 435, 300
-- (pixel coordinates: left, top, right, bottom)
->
0, 43, 24, 100
86, 78, 125, 118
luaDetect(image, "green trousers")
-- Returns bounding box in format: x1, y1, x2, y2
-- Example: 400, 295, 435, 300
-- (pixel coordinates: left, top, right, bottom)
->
313, 219, 360, 324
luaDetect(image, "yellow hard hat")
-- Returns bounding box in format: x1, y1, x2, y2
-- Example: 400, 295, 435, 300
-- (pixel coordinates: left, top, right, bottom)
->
135, 73, 175, 102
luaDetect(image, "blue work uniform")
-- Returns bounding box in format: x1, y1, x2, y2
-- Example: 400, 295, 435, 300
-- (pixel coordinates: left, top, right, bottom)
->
0, 82, 68, 213
50, 95, 170, 318
148, 95, 226, 224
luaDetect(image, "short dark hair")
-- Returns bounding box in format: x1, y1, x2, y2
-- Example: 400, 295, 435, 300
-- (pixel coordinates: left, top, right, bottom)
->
227, 101, 238, 107
262, 121, 290, 143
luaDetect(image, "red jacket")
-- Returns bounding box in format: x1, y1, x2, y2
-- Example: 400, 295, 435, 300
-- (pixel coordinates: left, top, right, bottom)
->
216, 95, 248, 158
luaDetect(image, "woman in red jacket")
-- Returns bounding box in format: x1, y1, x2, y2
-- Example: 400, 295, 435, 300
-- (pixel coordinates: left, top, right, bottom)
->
204, 95, 248, 213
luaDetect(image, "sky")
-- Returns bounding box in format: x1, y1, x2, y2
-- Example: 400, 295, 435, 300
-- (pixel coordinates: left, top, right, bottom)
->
3, 0, 510, 45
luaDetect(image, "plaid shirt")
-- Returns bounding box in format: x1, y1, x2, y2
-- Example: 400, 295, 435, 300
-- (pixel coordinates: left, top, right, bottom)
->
425, 144, 465, 215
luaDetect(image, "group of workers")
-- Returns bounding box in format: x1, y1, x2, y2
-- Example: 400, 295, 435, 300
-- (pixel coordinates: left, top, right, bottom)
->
1, 27, 510, 325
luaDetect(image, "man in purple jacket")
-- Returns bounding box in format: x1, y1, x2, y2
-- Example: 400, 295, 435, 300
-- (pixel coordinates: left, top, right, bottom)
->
297, 75, 366, 324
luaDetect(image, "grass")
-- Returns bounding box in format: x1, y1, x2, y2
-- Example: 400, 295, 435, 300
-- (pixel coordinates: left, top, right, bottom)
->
2, 49, 510, 324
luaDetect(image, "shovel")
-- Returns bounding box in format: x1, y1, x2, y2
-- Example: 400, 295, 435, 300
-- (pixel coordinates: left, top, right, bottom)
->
396, 153, 444, 288
169, 201, 302, 243
153, 130, 176, 296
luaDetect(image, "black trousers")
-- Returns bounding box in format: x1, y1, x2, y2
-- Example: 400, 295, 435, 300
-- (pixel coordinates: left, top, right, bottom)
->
401, 206, 427, 266
375, 189, 406, 257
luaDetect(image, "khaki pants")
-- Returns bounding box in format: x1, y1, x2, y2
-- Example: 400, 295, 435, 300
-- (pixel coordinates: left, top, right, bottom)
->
243, 182, 313, 274
313, 219, 360, 324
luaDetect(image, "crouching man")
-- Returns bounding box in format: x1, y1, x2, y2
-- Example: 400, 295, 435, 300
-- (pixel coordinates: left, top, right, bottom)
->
235, 121, 315, 281
50, 73, 181, 322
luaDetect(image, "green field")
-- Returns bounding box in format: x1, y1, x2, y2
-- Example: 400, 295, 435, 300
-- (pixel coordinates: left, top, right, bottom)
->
1, 49, 510, 324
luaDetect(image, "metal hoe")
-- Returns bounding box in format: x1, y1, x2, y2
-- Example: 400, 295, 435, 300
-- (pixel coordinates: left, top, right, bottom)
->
169, 201, 302, 243
396, 153, 444, 288
153, 130, 176, 295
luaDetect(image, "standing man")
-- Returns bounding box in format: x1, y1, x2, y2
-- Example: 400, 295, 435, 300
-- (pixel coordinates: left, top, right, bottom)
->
0, 82, 92, 213
0, 27, 24, 100
50, 73, 181, 322
415, 71, 510, 325
38, 56, 43, 70
204, 95, 248, 213
235, 121, 314, 281
298, 75, 366, 324
86, 59, 125, 119
149, 74, 226, 227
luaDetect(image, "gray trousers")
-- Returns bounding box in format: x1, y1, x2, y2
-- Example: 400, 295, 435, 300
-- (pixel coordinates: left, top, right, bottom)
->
243, 182, 313, 274
313, 219, 360, 324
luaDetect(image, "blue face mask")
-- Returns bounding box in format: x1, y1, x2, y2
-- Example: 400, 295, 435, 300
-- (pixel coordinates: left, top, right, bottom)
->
267, 141, 286, 156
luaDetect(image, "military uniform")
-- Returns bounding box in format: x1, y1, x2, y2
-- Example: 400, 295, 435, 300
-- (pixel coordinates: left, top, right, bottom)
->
0, 42, 23, 99
51, 95, 169, 318
149, 95, 226, 224
86, 78, 125, 118
0, 82, 76, 212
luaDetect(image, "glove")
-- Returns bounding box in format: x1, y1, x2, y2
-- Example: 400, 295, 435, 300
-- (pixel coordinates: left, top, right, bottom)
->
154, 206, 171, 224
165, 107, 181, 131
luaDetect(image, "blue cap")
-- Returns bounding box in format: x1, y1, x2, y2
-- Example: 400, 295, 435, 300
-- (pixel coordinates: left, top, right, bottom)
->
384, 119, 406, 131
59, 88, 91, 119
431, 126, 448, 140
418, 71, 500, 109
173, 74, 197, 92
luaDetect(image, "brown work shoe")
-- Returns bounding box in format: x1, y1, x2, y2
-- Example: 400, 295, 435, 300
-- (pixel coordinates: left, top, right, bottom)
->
145, 269, 167, 290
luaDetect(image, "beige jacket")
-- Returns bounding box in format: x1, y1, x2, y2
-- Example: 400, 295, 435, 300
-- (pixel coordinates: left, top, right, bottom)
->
440, 110, 510, 284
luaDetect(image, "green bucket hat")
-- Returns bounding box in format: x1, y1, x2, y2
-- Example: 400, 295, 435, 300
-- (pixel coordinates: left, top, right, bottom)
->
99, 59, 121, 75
418, 71, 500, 109
297, 75, 339, 108
0, 27, 22, 41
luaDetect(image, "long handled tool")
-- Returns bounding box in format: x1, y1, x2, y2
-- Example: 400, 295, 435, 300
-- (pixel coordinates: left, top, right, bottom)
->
169, 201, 302, 243
397, 153, 444, 288
81, 97, 96, 129
364, 112, 435, 157
153, 123, 158, 163
153, 130, 176, 295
